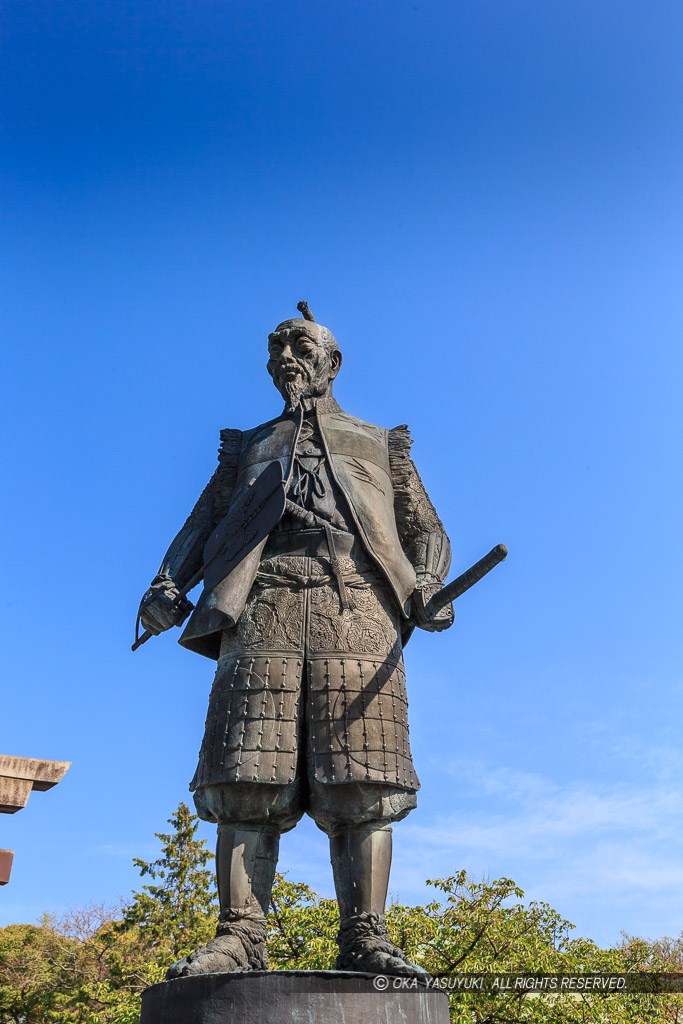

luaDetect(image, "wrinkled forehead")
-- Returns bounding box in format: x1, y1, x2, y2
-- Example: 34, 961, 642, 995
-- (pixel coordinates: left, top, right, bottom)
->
267, 317, 339, 358
269, 318, 321, 338
268, 323, 327, 356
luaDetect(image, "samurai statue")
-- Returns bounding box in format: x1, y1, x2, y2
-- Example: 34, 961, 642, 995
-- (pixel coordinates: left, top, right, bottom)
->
136, 302, 455, 978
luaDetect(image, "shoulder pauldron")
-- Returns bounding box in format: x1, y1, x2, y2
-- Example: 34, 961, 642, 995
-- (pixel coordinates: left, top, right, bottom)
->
214, 428, 243, 522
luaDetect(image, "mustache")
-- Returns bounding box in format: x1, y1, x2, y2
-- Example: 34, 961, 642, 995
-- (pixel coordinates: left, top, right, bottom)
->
274, 359, 313, 411
275, 358, 312, 384
271, 353, 328, 411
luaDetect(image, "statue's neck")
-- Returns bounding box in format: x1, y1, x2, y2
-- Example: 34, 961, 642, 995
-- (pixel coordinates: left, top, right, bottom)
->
302, 381, 334, 412
281, 381, 336, 414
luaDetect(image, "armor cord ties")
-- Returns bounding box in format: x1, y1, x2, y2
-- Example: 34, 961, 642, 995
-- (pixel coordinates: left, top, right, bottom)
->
324, 523, 352, 611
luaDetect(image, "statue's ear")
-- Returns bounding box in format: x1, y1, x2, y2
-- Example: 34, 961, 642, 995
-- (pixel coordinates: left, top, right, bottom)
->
329, 349, 342, 380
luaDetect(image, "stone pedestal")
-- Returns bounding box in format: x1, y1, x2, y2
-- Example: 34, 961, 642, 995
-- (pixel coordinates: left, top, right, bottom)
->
140, 970, 450, 1024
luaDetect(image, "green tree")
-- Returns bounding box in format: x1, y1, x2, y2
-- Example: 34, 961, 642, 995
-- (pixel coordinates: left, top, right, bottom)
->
0, 921, 68, 1023
0, 803, 218, 1024
0, 906, 139, 1024
267, 870, 683, 1024
268, 874, 338, 969
119, 801, 218, 965
3, 804, 683, 1024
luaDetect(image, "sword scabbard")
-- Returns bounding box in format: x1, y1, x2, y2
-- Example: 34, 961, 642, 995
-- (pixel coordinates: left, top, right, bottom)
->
425, 543, 507, 618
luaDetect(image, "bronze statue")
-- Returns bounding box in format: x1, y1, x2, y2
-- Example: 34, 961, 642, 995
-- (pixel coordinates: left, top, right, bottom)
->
136, 302, 501, 980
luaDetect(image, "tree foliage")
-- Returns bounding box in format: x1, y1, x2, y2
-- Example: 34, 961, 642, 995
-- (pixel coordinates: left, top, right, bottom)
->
119, 802, 217, 960
0, 803, 217, 1024
267, 870, 683, 1023
1, 803, 682, 1023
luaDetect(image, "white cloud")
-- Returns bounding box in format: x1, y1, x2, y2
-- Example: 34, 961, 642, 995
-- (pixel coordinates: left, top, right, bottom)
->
387, 758, 683, 944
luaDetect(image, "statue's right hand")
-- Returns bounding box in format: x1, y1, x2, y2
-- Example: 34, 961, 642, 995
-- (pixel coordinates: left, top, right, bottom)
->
138, 575, 193, 635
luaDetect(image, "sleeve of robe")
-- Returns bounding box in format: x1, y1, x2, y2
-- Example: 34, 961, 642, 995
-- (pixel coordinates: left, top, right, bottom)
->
388, 424, 452, 609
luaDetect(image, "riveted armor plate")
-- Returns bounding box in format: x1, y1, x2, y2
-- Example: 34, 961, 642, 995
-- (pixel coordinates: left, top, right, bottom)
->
191, 654, 301, 788
307, 655, 417, 789
190, 550, 419, 792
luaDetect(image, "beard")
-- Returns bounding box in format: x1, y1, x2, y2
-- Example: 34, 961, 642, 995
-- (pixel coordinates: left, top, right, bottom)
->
282, 377, 307, 412
276, 358, 329, 412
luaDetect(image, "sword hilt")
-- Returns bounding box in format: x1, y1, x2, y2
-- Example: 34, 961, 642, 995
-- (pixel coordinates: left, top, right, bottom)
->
425, 543, 508, 618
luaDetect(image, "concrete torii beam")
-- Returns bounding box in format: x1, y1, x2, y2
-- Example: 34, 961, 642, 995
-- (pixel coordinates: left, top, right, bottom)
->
0, 754, 71, 885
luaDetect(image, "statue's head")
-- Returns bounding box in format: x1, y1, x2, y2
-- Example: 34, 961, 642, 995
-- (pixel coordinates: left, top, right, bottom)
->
267, 301, 342, 411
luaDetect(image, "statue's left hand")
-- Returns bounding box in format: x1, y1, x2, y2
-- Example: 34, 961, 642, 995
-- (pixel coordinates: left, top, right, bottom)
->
410, 585, 454, 633
138, 575, 194, 635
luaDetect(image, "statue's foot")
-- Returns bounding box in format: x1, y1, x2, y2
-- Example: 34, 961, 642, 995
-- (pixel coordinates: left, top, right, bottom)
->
336, 944, 428, 976
166, 909, 267, 979
336, 912, 429, 979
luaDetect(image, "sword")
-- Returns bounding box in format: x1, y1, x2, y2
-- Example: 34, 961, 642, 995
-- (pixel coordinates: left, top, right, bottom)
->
424, 543, 508, 619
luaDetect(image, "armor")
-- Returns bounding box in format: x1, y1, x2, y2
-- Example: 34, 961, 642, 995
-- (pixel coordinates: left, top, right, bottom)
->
151, 398, 450, 799
153, 398, 451, 660
189, 547, 418, 792
138, 308, 454, 979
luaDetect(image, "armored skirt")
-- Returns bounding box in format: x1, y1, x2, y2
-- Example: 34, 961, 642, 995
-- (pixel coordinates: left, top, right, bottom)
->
190, 536, 420, 797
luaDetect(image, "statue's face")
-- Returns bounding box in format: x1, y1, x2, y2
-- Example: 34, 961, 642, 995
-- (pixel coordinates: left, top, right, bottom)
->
267, 321, 341, 410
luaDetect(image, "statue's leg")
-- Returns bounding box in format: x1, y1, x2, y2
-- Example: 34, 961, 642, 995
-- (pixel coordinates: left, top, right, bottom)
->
166, 781, 302, 978
311, 781, 425, 976
306, 556, 422, 974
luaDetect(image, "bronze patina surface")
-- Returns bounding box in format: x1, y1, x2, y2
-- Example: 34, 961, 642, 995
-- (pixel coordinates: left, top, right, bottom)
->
136, 303, 457, 978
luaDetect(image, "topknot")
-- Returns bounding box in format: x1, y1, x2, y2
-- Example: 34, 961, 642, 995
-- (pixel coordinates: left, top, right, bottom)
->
296, 300, 316, 322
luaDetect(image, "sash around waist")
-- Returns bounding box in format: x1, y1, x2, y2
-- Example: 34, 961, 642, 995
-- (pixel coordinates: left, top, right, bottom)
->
262, 527, 362, 559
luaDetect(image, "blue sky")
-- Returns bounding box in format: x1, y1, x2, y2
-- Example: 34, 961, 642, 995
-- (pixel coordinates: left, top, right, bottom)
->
1, 0, 682, 949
